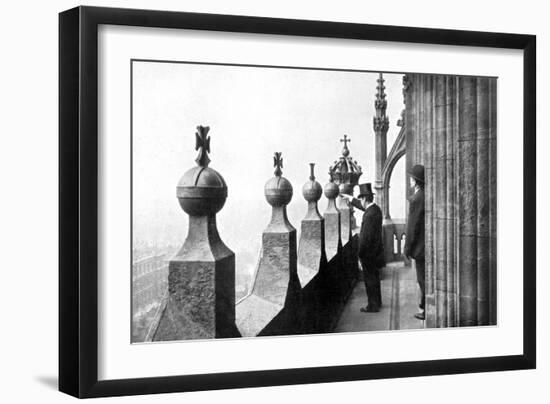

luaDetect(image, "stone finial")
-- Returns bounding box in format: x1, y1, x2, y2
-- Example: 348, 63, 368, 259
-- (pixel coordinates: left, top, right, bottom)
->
324, 169, 340, 200
323, 171, 342, 261
236, 153, 299, 337
374, 73, 390, 133
402, 74, 411, 96
265, 152, 293, 208
302, 163, 323, 204
177, 126, 227, 217
153, 126, 238, 341
309, 163, 316, 181
330, 136, 362, 191
298, 163, 326, 287
340, 134, 351, 157
375, 72, 388, 111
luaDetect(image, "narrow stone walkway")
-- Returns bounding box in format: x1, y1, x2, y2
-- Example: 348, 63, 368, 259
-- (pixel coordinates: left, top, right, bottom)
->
334, 261, 424, 333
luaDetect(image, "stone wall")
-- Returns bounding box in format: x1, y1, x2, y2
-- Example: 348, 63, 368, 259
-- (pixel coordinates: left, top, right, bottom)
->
404, 74, 497, 327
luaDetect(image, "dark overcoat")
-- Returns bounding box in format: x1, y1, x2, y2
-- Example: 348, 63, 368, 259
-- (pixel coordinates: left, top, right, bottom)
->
353, 200, 385, 269
404, 188, 425, 260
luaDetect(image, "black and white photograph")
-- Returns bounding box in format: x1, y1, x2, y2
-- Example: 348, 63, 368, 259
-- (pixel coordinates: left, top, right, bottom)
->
130, 61, 497, 343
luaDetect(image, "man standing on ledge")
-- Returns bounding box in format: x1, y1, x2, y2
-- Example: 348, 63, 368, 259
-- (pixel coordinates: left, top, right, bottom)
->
343, 183, 385, 313
404, 164, 426, 320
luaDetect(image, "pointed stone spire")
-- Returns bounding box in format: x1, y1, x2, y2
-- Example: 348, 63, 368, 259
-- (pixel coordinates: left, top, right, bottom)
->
373, 73, 389, 207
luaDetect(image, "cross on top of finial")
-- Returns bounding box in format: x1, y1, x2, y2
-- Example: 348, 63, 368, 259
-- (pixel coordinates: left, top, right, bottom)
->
195, 125, 211, 167
340, 134, 350, 148
273, 152, 283, 176
340, 134, 351, 157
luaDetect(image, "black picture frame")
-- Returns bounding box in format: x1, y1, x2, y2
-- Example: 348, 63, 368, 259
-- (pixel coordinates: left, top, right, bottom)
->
59, 5, 536, 398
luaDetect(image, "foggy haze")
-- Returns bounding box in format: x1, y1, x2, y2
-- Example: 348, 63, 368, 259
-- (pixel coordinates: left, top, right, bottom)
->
132, 61, 406, 279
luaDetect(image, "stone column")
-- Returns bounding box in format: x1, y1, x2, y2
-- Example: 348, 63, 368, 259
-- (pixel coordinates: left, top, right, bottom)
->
422, 75, 436, 327
323, 174, 342, 261
298, 163, 325, 288
445, 76, 458, 327
433, 75, 449, 328
458, 76, 479, 326
236, 152, 301, 337
153, 126, 239, 341
405, 74, 497, 328
476, 77, 492, 326
488, 78, 498, 325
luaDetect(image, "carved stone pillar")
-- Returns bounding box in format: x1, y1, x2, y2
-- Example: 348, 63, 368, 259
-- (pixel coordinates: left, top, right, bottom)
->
406, 74, 497, 328
298, 163, 325, 288
153, 126, 239, 341
323, 174, 341, 261
236, 152, 301, 337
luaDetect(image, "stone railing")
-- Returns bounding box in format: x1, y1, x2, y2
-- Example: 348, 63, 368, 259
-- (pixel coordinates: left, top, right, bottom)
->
149, 127, 359, 341
382, 219, 406, 263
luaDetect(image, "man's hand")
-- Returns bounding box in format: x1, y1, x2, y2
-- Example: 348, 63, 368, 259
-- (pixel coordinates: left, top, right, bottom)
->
403, 254, 411, 266
340, 193, 352, 201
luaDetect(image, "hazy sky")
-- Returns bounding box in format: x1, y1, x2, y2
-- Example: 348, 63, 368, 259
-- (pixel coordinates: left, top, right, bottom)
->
132, 61, 406, 274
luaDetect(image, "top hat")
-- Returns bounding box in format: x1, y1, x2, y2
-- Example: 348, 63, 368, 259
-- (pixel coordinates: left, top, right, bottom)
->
408, 164, 425, 184
357, 183, 375, 198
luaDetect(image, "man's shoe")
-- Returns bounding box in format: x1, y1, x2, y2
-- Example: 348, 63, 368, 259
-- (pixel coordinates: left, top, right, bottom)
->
414, 312, 425, 320
360, 305, 380, 313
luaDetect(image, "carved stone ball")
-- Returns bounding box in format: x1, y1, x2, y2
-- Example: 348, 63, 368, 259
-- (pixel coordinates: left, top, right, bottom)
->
177, 166, 228, 216
302, 179, 322, 203
264, 176, 293, 207
339, 183, 354, 197
324, 180, 339, 200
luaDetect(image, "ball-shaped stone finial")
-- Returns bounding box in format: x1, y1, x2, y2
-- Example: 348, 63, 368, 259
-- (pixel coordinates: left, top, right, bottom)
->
176, 125, 228, 216
339, 183, 354, 197
324, 172, 340, 200
302, 163, 322, 203
265, 152, 293, 207
177, 166, 227, 216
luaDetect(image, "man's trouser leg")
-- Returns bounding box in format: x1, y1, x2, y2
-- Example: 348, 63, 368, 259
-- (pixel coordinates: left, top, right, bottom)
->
415, 258, 426, 311
362, 260, 380, 308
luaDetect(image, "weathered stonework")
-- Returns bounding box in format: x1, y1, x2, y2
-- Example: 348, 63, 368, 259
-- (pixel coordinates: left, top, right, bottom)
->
337, 194, 352, 246
405, 75, 497, 328
153, 217, 237, 340
298, 164, 326, 287
323, 176, 341, 261
153, 126, 239, 341
236, 153, 301, 337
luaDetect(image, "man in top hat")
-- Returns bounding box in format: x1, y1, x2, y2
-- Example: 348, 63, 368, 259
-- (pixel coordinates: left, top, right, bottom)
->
342, 183, 385, 312
404, 164, 426, 320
